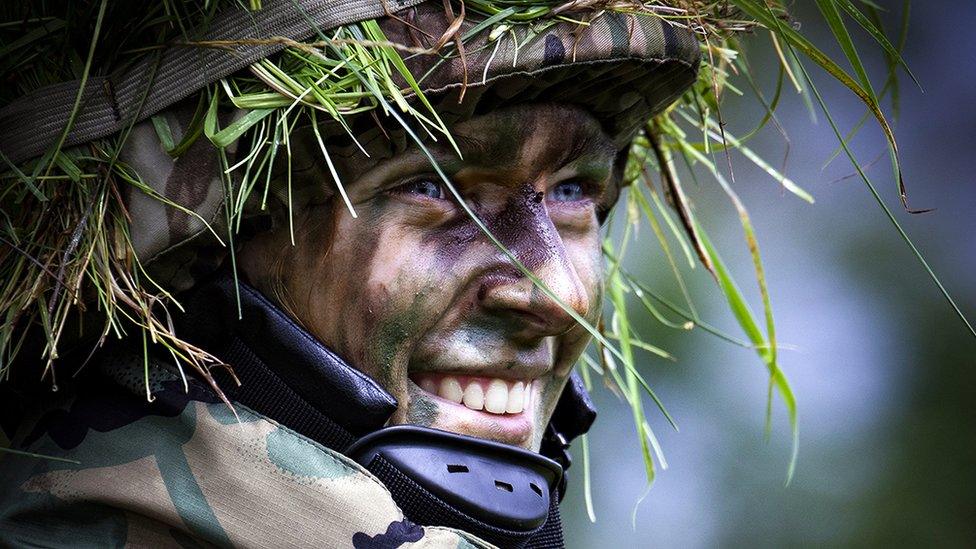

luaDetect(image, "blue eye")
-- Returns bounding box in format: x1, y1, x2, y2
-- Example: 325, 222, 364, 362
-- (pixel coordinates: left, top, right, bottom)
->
400, 179, 445, 200
550, 181, 586, 202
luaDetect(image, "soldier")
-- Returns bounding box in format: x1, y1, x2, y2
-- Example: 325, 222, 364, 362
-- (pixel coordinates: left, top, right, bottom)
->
0, 2, 700, 545
0, 0, 917, 547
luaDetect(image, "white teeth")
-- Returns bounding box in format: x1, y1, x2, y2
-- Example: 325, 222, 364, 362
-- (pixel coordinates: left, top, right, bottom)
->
420, 378, 438, 394
484, 379, 508, 414
422, 376, 531, 415
506, 382, 524, 414
439, 377, 464, 403
462, 383, 484, 411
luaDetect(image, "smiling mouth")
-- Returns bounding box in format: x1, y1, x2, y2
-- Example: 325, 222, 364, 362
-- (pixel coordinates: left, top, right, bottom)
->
410, 373, 534, 415
406, 372, 542, 447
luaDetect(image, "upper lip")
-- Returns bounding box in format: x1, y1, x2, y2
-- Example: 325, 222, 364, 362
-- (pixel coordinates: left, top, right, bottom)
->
408, 318, 558, 379
409, 364, 547, 381
504, 308, 563, 336
408, 348, 553, 379
408, 370, 538, 383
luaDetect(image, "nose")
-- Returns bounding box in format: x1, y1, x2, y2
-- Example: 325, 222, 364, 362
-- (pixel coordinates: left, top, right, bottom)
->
478, 240, 591, 339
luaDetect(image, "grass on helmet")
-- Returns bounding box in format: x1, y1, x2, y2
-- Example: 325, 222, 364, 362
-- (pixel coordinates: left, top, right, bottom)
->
3, 0, 973, 488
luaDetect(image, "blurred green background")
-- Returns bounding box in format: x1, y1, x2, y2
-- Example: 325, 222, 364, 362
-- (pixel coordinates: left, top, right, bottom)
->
563, 1, 976, 546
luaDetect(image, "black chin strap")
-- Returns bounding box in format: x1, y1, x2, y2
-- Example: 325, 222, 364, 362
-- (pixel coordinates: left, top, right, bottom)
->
348, 426, 563, 548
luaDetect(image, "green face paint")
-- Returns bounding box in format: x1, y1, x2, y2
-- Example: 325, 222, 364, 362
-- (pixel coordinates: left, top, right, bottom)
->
240, 104, 616, 451
405, 384, 439, 428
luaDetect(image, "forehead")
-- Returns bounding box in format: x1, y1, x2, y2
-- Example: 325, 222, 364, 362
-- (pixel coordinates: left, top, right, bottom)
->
283, 103, 621, 204
450, 103, 618, 170
358, 104, 618, 180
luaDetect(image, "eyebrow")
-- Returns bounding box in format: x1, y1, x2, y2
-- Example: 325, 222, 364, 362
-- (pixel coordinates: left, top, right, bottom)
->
453, 133, 490, 157
558, 106, 615, 153
462, 122, 615, 176
555, 128, 615, 169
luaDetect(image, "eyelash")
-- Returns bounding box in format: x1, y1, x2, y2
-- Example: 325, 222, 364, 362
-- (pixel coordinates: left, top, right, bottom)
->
390, 176, 447, 200
549, 179, 594, 203
389, 176, 600, 205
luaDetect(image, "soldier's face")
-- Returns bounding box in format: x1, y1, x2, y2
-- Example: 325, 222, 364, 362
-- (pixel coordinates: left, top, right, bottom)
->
243, 104, 615, 450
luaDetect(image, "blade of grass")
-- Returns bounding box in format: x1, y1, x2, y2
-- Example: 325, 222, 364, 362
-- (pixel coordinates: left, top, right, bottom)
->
815, 0, 877, 104
733, 0, 917, 212
633, 183, 701, 320
679, 110, 815, 204
624, 271, 755, 349
580, 434, 597, 522
837, 0, 919, 88
696, 224, 798, 483
677, 140, 778, 368
38, 0, 107, 179
609, 266, 657, 484
822, 1, 910, 170
0, 446, 81, 465
785, 41, 976, 339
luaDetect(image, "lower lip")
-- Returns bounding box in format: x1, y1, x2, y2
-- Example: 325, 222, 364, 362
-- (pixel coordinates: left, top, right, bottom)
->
408, 377, 536, 447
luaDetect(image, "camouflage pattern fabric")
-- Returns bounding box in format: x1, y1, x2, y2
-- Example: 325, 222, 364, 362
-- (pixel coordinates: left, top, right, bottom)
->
0, 354, 492, 548
384, 4, 699, 150
120, 99, 233, 294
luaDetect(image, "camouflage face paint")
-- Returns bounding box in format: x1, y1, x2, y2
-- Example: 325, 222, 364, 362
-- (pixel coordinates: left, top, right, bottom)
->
405, 384, 438, 428
241, 104, 615, 451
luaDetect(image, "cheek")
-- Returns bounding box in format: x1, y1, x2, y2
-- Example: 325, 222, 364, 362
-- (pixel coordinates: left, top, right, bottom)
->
343, 224, 461, 389
548, 233, 603, 377
290, 217, 367, 355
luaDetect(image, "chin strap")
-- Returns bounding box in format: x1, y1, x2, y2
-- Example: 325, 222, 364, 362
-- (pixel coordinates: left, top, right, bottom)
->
540, 372, 598, 501
348, 426, 563, 548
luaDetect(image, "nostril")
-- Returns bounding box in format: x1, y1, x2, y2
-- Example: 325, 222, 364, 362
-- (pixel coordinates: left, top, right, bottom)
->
477, 271, 521, 303
532, 191, 544, 204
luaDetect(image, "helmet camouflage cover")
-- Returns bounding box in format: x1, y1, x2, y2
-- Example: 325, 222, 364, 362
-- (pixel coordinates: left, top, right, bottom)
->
113, 2, 701, 293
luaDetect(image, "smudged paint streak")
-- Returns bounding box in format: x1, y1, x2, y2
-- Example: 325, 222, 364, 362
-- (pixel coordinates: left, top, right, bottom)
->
369, 289, 430, 390
490, 184, 559, 271
405, 384, 438, 428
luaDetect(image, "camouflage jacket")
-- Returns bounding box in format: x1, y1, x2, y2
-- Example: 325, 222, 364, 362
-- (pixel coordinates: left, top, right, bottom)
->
0, 277, 499, 548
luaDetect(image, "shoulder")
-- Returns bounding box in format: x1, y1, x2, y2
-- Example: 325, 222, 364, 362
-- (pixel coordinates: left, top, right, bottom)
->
1, 350, 491, 548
